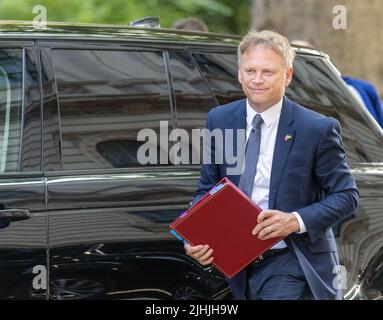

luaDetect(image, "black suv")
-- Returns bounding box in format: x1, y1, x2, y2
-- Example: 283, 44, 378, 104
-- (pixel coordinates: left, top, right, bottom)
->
0, 21, 383, 300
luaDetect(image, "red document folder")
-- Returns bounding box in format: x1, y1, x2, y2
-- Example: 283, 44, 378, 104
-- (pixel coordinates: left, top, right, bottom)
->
169, 177, 283, 278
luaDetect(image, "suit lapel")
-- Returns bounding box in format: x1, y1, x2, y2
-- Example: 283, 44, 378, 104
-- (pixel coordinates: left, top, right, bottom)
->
268, 96, 296, 209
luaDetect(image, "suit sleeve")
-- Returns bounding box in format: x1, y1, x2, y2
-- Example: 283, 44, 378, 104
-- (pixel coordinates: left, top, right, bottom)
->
190, 110, 221, 206
296, 118, 359, 244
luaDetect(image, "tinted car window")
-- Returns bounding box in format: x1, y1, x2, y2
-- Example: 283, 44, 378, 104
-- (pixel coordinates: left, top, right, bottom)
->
192, 53, 245, 105
0, 49, 22, 173
52, 49, 172, 170
169, 51, 217, 164
287, 55, 383, 164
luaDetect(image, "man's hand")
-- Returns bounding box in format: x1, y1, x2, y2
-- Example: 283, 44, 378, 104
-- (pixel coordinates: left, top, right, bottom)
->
252, 210, 300, 240
184, 244, 214, 266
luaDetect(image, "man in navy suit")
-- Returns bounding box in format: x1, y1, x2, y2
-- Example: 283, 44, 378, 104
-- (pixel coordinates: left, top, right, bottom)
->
184, 30, 359, 300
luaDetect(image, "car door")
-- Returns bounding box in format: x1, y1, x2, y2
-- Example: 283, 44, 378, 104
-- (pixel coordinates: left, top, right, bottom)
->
0, 43, 47, 299
39, 41, 227, 300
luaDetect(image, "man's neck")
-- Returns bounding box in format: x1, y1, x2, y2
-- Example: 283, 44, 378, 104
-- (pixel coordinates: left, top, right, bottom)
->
248, 97, 284, 113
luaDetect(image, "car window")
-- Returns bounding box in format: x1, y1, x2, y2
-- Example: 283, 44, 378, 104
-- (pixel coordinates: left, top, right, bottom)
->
287, 55, 383, 164
0, 49, 23, 173
168, 51, 217, 165
192, 53, 245, 105
52, 49, 173, 170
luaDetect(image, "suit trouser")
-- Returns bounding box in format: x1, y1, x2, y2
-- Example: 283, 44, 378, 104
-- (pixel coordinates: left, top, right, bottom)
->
245, 249, 313, 300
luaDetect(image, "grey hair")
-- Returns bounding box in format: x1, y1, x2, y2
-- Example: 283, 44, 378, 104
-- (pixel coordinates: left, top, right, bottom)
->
238, 30, 295, 68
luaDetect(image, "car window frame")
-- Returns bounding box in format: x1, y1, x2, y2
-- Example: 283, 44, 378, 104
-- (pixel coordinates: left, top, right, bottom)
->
40, 40, 183, 173
0, 41, 41, 173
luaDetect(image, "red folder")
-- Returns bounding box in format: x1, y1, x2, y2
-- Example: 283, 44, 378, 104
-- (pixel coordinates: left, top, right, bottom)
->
169, 177, 283, 278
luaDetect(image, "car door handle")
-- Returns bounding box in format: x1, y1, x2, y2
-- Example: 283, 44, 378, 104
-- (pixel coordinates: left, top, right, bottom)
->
0, 209, 31, 222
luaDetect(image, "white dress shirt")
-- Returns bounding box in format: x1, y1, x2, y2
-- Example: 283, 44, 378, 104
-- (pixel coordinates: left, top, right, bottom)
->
245, 98, 306, 249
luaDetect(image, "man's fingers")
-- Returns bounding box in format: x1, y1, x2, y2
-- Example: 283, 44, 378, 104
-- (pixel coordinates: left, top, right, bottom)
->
259, 230, 280, 240
252, 223, 263, 236
201, 256, 214, 266
257, 210, 275, 223
252, 217, 276, 235
257, 227, 269, 239
194, 245, 210, 259
184, 244, 212, 263
184, 244, 214, 266
199, 248, 213, 263
185, 244, 204, 255
257, 224, 279, 239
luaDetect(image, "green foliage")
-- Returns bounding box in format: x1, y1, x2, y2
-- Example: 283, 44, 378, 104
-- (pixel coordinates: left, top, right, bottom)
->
0, 0, 251, 35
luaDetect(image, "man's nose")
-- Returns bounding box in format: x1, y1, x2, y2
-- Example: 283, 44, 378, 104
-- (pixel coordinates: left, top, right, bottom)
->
251, 73, 264, 84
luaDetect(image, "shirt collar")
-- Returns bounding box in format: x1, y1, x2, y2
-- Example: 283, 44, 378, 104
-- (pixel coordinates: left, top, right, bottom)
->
246, 98, 283, 128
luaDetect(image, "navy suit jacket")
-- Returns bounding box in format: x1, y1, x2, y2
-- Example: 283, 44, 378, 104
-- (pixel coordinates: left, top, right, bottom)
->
192, 96, 359, 300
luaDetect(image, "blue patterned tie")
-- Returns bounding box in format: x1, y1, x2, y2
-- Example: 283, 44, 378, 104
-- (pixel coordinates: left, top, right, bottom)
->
238, 114, 264, 197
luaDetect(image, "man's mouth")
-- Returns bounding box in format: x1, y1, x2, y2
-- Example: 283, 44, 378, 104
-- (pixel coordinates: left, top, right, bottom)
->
250, 88, 268, 93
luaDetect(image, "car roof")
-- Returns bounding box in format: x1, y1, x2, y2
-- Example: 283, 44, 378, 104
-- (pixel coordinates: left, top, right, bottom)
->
0, 21, 325, 57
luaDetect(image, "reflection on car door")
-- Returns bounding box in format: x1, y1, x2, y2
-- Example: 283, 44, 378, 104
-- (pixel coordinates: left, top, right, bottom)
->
0, 44, 47, 299
43, 44, 213, 300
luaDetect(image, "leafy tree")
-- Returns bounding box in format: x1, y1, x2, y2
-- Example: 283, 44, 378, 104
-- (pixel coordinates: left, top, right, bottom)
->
0, 0, 251, 35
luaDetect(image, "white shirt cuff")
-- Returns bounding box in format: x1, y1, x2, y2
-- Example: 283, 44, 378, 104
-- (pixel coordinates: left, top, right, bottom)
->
292, 211, 307, 234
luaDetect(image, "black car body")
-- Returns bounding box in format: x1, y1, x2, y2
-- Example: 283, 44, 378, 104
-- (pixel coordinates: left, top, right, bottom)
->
0, 21, 383, 300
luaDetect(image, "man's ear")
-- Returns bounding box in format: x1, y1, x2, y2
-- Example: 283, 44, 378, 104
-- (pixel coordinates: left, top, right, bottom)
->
285, 67, 293, 87
238, 68, 242, 84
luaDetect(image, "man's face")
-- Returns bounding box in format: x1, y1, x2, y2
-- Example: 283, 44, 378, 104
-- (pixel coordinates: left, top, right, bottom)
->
238, 45, 293, 112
